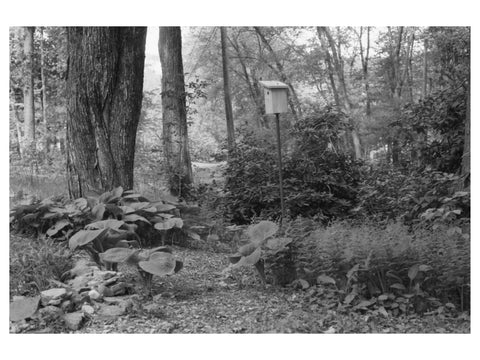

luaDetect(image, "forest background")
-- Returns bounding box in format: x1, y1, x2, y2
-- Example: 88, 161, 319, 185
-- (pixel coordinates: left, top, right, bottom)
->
2, 0, 475, 358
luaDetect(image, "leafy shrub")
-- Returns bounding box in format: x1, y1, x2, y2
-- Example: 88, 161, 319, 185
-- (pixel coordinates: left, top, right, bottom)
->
10, 236, 73, 297
356, 165, 470, 232
224, 108, 363, 223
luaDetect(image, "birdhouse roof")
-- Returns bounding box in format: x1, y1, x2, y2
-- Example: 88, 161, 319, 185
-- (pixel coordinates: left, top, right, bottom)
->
259, 80, 288, 89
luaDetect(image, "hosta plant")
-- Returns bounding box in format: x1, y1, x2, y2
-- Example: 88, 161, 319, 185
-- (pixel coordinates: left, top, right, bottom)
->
99, 246, 183, 291
225, 221, 291, 284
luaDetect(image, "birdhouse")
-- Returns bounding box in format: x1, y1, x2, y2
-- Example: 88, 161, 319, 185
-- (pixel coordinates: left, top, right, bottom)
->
259, 81, 289, 114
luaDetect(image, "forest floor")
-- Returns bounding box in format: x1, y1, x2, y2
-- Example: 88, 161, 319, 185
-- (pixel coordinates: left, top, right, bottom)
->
75, 246, 470, 334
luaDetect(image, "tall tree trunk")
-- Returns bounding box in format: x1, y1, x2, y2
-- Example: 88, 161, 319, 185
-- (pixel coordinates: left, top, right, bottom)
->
159, 27, 193, 198
316, 27, 341, 108
220, 27, 235, 152
422, 38, 428, 99
66, 27, 146, 199
358, 26, 371, 116
23, 26, 35, 155
319, 26, 362, 159
39, 27, 49, 153
461, 84, 470, 188
254, 27, 302, 120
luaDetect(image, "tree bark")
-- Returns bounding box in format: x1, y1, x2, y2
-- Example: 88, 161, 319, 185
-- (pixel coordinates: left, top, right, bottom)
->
358, 26, 371, 116
66, 27, 146, 199
220, 27, 235, 152
23, 26, 35, 154
461, 84, 470, 188
316, 27, 341, 108
159, 27, 193, 197
422, 38, 428, 99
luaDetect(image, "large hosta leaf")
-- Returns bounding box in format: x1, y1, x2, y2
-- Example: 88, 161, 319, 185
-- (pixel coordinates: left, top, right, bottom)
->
247, 221, 278, 245
265, 237, 292, 252
232, 247, 262, 268
139, 252, 176, 276
46, 219, 72, 237
153, 203, 177, 212
154, 218, 183, 231
148, 246, 173, 255
99, 248, 139, 264
91, 203, 106, 220
123, 214, 151, 224
69, 228, 108, 250
85, 219, 124, 230
10, 296, 41, 322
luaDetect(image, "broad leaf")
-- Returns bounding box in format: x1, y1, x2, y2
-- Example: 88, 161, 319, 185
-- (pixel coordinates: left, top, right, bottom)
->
390, 283, 406, 291
100, 248, 138, 264
123, 214, 151, 224
118, 205, 135, 214
317, 274, 336, 285
127, 202, 151, 210
46, 219, 72, 237
10, 296, 41, 322
122, 193, 143, 199
419, 264, 432, 272
139, 252, 176, 276
85, 219, 124, 230
186, 231, 201, 241
344, 293, 356, 304
247, 221, 278, 244
233, 247, 261, 268
111, 186, 124, 200
154, 203, 177, 212
154, 218, 183, 231
148, 246, 173, 255
69, 228, 108, 250
74, 197, 88, 210
91, 203, 106, 220
408, 264, 419, 281
264, 237, 292, 252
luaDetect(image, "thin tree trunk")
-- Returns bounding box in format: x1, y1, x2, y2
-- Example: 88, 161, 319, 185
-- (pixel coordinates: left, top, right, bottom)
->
66, 27, 146, 198
422, 38, 428, 99
461, 84, 470, 188
316, 27, 341, 108
220, 27, 235, 152
159, 27, 193, 197
23, 26, 35, 154
39, 27, 50, 154
358, 26, 371, 116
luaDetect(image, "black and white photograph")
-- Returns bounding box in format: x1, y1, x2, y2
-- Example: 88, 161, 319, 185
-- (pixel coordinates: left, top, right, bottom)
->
4, 0, 476, 358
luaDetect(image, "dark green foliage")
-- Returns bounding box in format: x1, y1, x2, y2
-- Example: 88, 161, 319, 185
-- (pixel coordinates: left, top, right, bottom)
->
224, 108, 363, 223
356, 165, 470, 229
392, 85, 467, 173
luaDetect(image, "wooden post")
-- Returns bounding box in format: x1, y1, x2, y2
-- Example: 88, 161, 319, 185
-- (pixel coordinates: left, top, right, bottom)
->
275, 113, 285, 223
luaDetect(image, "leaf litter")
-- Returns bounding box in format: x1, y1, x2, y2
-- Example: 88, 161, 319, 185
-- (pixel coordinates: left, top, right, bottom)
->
77, 246, 470, 334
